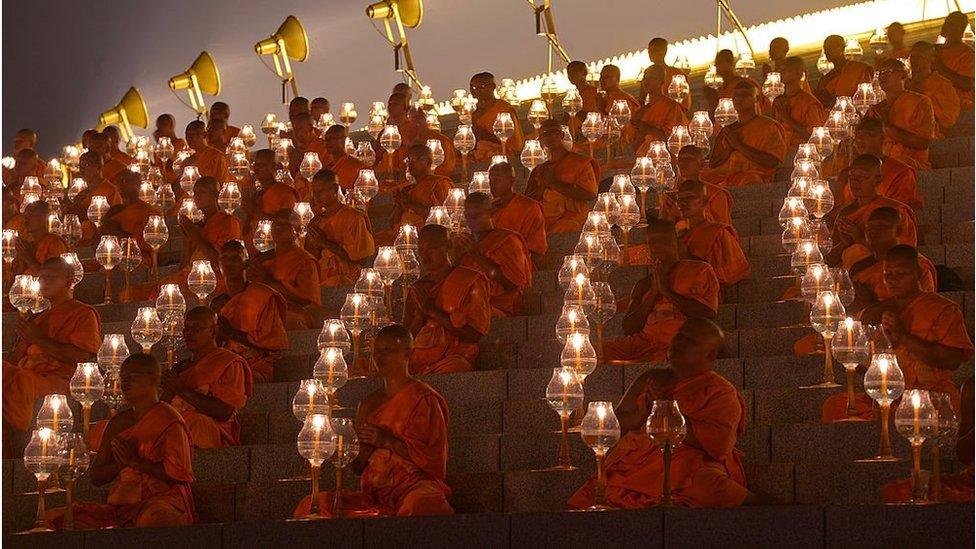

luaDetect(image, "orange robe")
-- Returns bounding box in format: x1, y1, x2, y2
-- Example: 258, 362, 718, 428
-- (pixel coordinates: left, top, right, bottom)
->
567, 82, 601, 136
189, 145, 231, 182
154, 137, 187, 183
47, 402, 195, 529
472, 100, 524, 162
102, 158, 128, 184
293, 380, 453, 517
2, 299, 101, 430
568, 370, 749, 509
661, 64, 692, 111
699, 116, 786, 187
459, 228, 532, 316
603, 88, 642, 144
310, 205, 375, 287
170, 348, 250, 448
714, 75, 768, 113
491, 192, 548, 256
938, 43, 975, 108
838, 155, 921, 210
424, 131, 458, 178
603, 260, 719, 363
80, 177, 125, 243
13, 233, 68, 275
634, 95, 689, 156
833, 195, 918, 246
681, 222, 751, 285
772, 89, 827, 151
661, 183, 733, 226
880, 91, 936, 170
255, 183, 300, 217
529, 152, 598, 234
843, 244, 936, 300
912, 72, 961, 137
328, 154, 366, 191
292, 138, 330, 200
107, 200, 162, 261
408, 267, 491, 375
261, 246, 321, 329
212, 282, 289, 384
818, 60, 874, 100
393, 174, 453, 230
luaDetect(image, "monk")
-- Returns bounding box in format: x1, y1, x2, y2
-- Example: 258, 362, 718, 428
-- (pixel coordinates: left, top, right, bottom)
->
406, 106, 457, 178
878, 22, 910, 63
375, 93, 414, 180
403, 225, 491, 375
101, 170, 163, 262
305, 169, 375, 287
525, 120, 598, 233
603, 218, 719, 363
208, 101, 241, 140
311, 97, 331, 120
488, 161, 547, 257
772, 56, 827, 150
68, 151, 123, 244
598, 64, 642, 145
869, 59, 936, 170
566, 60, 600, 122
569, 318, 753, 509
184, 120, 231, 182
46, 354, 195, 529
647, 37, 691, 110
293, 325, 453, 517
210, 240, 288, 384
88, 132, 128, 184
289, 96, 311, 122
162, 307, 249, 448
469, 72, 524, 161
153, 114, 188, 181
391, 144, 453, 231
243, 149, 299, 254
704, 49, 765, 115
6, 148, 45, 189
700, 82, 786, 187
825, 154, 918, 266
247, 210, 321, 329
3, 258, 101, 457
761, 37, 789, 77
674, 180, 750, 286
661, 146, 733, 226
822, 246, 973, 421
288, 111, 330, 199
11, 128, 38, 153
836, 118, 921, 210
632, 64, 689, 156
12, 201, 68, 275
815, 34, 875, 106
934, 11, 975, 108
392, 83, 413, 104
909, 41, 961, 137
103, 126, 134, 167
323, 124, 365, 190
457, 192, 532, 316
206, 119, 230, 151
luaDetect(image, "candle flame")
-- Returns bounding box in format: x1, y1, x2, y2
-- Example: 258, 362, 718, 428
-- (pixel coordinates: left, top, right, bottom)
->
39, 427, 53, 441
878, 357, 889, 373
823, 293, 834, 306
844, 317, 854, 329
311, 414, 326, 429
559, 369, 573, 385
596, 403, 607, 420
911, 391, 921, 408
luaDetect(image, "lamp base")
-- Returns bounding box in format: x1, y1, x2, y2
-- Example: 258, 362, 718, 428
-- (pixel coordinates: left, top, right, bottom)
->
575, 504, 615, 512
15, 525, 54, 535
529, 464, 579, 473
854, 455, 903, 463
798, 381, 842, 390
832, 416, 871, 423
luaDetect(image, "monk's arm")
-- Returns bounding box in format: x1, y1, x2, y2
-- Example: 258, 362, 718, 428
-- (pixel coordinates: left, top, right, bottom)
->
933, 56, 974, 90
31, 335, 95, 365
631, 119, 667, 141
616, 370, 655, 434
351, 398, 377, 475
728, 136, 781, 168
549, 178, 597, 202
621, 279, 656, 336
89, 418, 128, 486
425, 307, 483, 342
899, 334, 967, 371
175, 386, 236, 422
885, 123, 932, 150
661, 286, 717, 320
468, 252, 517, 291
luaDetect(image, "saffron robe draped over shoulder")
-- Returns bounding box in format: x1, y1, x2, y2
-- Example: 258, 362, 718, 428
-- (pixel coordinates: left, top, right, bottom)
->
912, 72, 961, 137
459, 228, 533, 316
260, 247, 321, 329
472, 100, 524, 162
838, 155, 921, 210
772, 90, 827, 150
213, 281, 289, 384
491, 193, 548, 256
311, 206, 375, 287
818, 60, 874, 99
171, 347, 250, 448
680, 222, 751, 285
393, 174, 453, 230
880, 91, 936, 170
699, 116, 787, 187
528, 152, 598, 234
938, 42, 975, 108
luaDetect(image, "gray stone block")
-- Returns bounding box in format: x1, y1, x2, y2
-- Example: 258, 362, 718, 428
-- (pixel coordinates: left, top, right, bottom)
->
511, 508, 664, 548
448, 434, 500, 474
475, 341, 519, 370
248, 443, 309, 482
503, 469, 587, 512
738, 424, 770, 464
193, 482, 237, 522
664, 505, 823, 548
744, 462, 795, 503
84, 523, 223, 549
753, 386, 848, 425
2, 530, 85, 549
241, 381, 291, 413
824, 503, 975, 548
743, 356, 834, 389
735, 276, 797, 303
735, 300, 805, 329
500, 432, 597, 472
771, 422, 915, 463
794, 461, 908, 505
222, 518, 365, 549
363, 513, 510, 549
194, 446, 250, 483
447, 472, 503, 513
736, 326, 812, 357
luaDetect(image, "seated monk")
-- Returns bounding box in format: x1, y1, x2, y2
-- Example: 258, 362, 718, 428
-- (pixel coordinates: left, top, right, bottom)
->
762, 37, 813, 94
103, 126, 134, 167
153, 114, 188, 186
323, 125, 365, 190
89, 132, 128, 184
909, 41, 961, 138
815, 34, 875, 107
675, 180, 750, 286
525, 120, 598, 234
772, 56, 827, 150
184, 120, 231, 182
206, 119, 230, 152
569, 318, 754, 509
822, 246, 973, 421
704, 49, 766, 116
101, 170, 162, 263
699, 82, 786, 187
457, 192, 532, 316
934, 11, 975, 109
242, 149, 299, 250
211, 240, 288, 383
632, 64, 689, 156
647, 37, 691, 111
3, 258, 100, 457
293, 324, 453, 518
824, 154, 918, 266
305, 169, 375, 287
6, 148, 45, 191
603, 218, 719, 364
488, 161, 548, 258
247, 210, 321, 329
209, 101, 241, 141
598, 64, 642, 146
391, 144, 453, 231
565, 60, 600, 133
11, 200, 68, 276
162, 307, 250, 448
311, 97, 330, 120
876, 22, 911, 65
46, 354, 195, 529
69, 150, 123, 244
288, 112, 330, 199
392, 82, 413, 103
375, 93, 414, 180
469, 72, 524, 161
11, 127, 39, 155
403, 225, 491, 375
868, 59, 936, 170
406, 107, 457, 178
835, 118, 921, 210
661, 146, 733, 226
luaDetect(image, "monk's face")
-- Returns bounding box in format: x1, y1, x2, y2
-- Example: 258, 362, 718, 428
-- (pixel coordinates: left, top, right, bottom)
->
642, 74, 664, 96
539, 128, 566, 154
463, 200, 492, 234
823, 37, 845, 61
849, 164, 880, 200
38, 263, 71, 299
387, 99, 407, 122
88, 136, 110, 156
567, 65, 588, 86
865, 217, 899, 251
120, 175, 141, 202
14, 155, 38, 179
780, 63, 803, 85
182, 312, 217, 352
941, 16, 966, 42
185, 125, 207, 149
24, 204, 48, 233
324, 128, 346, 156
193, 184, 218, 214
883, 257, 920, 297
104, 128, 121, 149
253, 154, 276, 183
488, 164, 514, 196
311, 179, 339, 209
877, 67, 906, 95
668, 321, 718, 373
647, 43, 667, 64
210, 105, 229, 122
289, 101, 309, 120
207, 125, 228, 149
769, 39, 789, 61
645, 228, 678, 262
676, 152, 702, 180
218, 247, 247, 280
12, 132, 33, 152
909, 49, 933, 76
599, 68, 620, 90
293, 119, 315, 144
155, 117, 175, 138
311, 99, 330, 118
675, 188, 706, 219
407, 149, 432, 178
372, 332, 410, 374
271, 218, 297, 247
853, 130, 884, 155
78, 155, 101, 181
731, 87, 757, 115
120, 361, 159, 403
887, 23, 905, 46
417, 233, 451, 272
715, 53, 735, 75
469, 77, 495, 102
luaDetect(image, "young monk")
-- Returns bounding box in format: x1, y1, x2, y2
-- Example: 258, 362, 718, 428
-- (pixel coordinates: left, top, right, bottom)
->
184, 120, 231, 181
869, 59, 936, 170
209, 101, 241, 140
934, 11, 975, 108
375, 93, 415, 179
6, 148, 45, 190
323, 124, 366, 190
162, 307, 250, 448
700, 82, 786, 187
525, 120, 598, 233
815, 34, 875, 106
675, 179, 751, 286
661, 146, 733, 226
835, 118, 921, 210
909, 41, 961, 138
566, 60, 600, 121
403, 224, 491, 375
288, 112, 330, 199
88, 132, 128, 184
456, 192, 532, 316
406, 107, 457, 178
391, 144, 452, 231
243, 149, 299, 253
469, 72, 524, 161
647, 37, 691, 111
11, 127, 38, 153
47, 353, 195, 529
153, 114, 188, 183
247, 210, 321, 329
293, 324, 453, 517
103, 126, 134, 167
12, 200, 68, 275
603, 218, 719, 364
878, 22, 910, 63
101, 170, 162, 262
311, 97, 330, 120
704, 49, 765, 115
70, 151, 124, 241
210, 240, 288, 384
569, 318, 753, 508
489, 161, 547, 258
632, 64, 688, 155
772, 56, 827, 150
305, 169, 375, 287
206, 119, 230, 152
598, 64, 641, 145
2, 258, 101, 456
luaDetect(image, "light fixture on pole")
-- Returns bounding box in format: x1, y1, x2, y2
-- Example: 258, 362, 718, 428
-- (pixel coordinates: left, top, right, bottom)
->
366, 0, 425, 90
168, 52, 221, 119
97, 87, 149, 143
254, 15, 310, 104
527, 0, 570, 73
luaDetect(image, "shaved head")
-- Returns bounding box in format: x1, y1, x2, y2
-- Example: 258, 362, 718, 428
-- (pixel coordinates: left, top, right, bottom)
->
186, 305, 217, 325
419, 223, 450, 244
121, 353, 161, 376
376, 323, 413, 350
868, 206, 901, 224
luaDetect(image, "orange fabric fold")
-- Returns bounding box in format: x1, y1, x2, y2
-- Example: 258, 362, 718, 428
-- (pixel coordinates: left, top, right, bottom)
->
328, 154, 366, 191
262, 246, 321, 329
772, 90, 827, 150
699, 116, 786, 187
530, 152, 598, 234
838, 155, 921, 210
681, 222, 751, 285
472, 101, 524, 162
393, 174, 453, 230
491, 193, 548, 256
214, 282, 289, 383
459, 228, 532, 316
312, 205, 375, 287
171, 347, 250, 448
912, 72, 961, 137
819, 60, 874, 99
938, 43, 975, 108
881, 91, 936, 170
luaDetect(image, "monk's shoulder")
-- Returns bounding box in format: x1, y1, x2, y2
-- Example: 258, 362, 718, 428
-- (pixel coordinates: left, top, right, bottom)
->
882, 155, 914, 176
701, 370, 740, 399
405, 378, 445, 401
675, 259, 719, 282
211, 347, 247, 368
449, 265, 489, 287
59, 299, 101, 325
913, 291, 960, 314
152, 401, 187, 425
